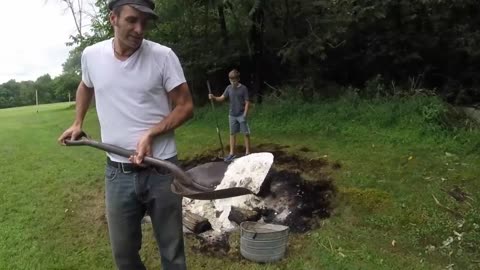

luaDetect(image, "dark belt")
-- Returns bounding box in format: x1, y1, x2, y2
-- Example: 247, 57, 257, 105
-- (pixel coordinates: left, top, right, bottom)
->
107, 158, 170, 175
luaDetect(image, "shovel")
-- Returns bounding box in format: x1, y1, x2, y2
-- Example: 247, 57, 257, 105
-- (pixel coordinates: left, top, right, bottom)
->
64, 134, 273, 200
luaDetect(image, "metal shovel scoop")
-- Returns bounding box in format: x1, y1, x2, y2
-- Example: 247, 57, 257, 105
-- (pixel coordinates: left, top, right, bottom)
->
64, 135, 273, 200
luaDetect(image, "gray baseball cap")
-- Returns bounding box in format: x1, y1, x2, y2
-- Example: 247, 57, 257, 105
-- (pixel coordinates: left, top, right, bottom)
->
108, 0, 158, 19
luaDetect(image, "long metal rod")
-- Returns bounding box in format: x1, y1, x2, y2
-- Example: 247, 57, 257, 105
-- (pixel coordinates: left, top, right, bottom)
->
207, 80, 225, 157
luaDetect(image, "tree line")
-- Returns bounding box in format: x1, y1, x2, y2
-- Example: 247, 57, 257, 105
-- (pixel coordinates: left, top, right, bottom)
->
2, 0, 479, 109
0, 73, 79, 109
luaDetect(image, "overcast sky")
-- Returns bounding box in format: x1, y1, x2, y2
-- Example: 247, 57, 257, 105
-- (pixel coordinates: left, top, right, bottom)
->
0, 1, 94, 84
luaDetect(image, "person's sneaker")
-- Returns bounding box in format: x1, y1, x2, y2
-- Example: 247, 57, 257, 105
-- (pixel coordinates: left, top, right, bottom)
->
224, 154, 236, 162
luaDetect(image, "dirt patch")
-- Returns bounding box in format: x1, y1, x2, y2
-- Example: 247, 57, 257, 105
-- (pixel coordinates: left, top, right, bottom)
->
74, 144, 339, 258
258, 170, 335, 232
180, 144, 338, 255
182, 143, 341, 173
67, 183, 107, 226
299, 146, 312, 152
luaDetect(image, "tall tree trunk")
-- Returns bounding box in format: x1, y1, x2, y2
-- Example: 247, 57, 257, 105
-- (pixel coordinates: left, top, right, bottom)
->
217, 4, 228, 45
249, 0, 266, 104
283, 0, 290, 36
204, 3, 209, 40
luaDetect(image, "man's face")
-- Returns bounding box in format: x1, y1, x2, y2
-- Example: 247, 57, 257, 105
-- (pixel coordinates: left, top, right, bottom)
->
110, 5, 152, 49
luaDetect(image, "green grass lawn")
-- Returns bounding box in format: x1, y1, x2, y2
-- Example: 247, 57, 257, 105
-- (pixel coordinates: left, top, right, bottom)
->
0, 97, 479, 269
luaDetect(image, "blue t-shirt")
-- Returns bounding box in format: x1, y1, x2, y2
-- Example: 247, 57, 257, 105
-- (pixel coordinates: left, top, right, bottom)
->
223, 84, 249, 117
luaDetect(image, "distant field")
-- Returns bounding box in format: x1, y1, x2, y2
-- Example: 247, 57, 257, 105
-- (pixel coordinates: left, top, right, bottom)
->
0, 98, 479, 269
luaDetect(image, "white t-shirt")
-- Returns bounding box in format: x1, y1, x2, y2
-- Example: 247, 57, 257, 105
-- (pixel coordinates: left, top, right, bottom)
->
81, 38, 186, 162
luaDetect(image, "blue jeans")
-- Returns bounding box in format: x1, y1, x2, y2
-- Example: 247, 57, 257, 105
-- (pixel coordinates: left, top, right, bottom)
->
105, 156, 186, 270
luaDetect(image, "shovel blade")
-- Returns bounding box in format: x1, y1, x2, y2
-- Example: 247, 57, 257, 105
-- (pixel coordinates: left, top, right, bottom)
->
172, 153, 274, 200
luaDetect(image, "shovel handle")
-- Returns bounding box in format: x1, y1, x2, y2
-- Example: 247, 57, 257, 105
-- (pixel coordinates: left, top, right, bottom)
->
206, 80, 225, 157
64, 137, 193, 186
207, 81, 216, 108
207, 80, 213, 94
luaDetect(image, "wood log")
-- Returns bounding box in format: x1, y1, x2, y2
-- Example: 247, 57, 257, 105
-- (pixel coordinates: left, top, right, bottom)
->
228, 207, 261, 224
183, 211, 212, 234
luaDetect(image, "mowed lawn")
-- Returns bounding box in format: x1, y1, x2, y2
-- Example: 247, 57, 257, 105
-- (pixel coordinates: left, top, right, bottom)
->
0, 99, 479, 270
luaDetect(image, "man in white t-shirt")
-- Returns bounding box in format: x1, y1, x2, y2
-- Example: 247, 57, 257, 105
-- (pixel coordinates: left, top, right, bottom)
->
58, 1, 193, 269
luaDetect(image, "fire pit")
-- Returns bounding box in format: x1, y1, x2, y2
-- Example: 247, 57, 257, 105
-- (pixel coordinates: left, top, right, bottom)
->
180, 144, 338, 256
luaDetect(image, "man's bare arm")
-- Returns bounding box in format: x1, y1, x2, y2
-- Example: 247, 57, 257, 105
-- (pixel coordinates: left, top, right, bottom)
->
148, 82, 194, 136
73, 82, 94, 127
131, 82, 194, 164
58, 81, 94, 144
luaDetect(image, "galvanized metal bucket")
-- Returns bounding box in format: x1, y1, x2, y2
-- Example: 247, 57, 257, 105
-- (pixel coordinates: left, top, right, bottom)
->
240, 221, 289, 263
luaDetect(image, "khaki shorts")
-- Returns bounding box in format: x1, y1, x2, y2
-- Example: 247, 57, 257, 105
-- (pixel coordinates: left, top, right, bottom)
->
229, 115, 250, 135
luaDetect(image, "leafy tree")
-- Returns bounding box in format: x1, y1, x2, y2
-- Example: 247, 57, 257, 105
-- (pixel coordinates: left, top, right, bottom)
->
35, 74, 55, 104
2, 0, 475, 109
17, 81, 36, 106
52, 72, 81, 101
